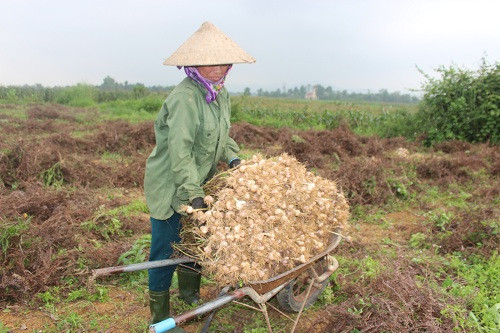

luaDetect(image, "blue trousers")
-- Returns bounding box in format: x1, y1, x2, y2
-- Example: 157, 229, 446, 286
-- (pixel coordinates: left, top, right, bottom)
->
148, 213, 182, 292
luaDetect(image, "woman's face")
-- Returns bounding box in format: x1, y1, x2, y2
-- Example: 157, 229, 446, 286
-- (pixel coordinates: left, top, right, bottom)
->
196, 65, 230, 81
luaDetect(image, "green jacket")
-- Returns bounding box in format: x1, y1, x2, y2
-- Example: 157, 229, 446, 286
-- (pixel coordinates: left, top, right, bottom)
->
144, 77, 239, 220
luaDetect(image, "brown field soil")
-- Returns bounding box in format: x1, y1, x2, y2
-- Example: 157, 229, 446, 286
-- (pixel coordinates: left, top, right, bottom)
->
1, 104, 498, 332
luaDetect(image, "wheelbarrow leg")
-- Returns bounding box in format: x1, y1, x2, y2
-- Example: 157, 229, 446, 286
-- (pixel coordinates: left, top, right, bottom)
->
290, 279, 315, 333
258, 302, 273, 333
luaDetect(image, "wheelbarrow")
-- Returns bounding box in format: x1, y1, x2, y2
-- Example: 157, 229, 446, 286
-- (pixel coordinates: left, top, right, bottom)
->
92, 230, 343, 333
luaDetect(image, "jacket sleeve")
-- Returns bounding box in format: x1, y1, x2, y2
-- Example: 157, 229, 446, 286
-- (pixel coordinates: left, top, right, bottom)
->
221, 137, 240, 164
165, 93, 205, 201
220, 96, 240, 163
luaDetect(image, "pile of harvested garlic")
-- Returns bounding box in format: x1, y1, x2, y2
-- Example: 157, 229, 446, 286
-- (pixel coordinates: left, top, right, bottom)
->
179, 153, 349, 286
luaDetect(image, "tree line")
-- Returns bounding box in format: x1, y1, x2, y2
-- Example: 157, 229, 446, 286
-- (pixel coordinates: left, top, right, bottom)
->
1, 77, 419, 104
248, 85, 420, 103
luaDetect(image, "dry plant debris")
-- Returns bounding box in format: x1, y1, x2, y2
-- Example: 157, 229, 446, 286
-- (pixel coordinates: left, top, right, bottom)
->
178, 153, 349, 286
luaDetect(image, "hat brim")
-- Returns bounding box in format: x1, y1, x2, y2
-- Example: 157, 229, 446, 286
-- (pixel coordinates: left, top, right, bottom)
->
163, 22, 256, 66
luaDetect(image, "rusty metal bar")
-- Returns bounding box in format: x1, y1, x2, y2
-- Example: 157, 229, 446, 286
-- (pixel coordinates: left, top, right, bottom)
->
92, 257, 194, 277
307, 255, 339, 285
149, 289, 247, 333
238, 283, 288, 304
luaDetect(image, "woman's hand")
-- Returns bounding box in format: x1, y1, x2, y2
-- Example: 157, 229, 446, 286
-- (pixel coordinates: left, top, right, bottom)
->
191, 197, 208, 210
229, 158, 241, 169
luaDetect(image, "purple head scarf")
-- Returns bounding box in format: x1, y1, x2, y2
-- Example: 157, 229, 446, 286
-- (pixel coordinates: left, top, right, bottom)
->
180, 65, 232, 104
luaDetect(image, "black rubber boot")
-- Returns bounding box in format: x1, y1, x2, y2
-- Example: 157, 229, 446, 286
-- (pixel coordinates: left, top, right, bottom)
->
149, 290, 170, 325
177, 266, 201, 305
149, 290, 186, 332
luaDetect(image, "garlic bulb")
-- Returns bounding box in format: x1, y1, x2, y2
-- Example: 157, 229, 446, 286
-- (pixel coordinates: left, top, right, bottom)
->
176, 153, 350, 286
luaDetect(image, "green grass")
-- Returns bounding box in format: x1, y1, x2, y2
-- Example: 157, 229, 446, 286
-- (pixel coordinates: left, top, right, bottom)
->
0, 104, 28, 119
0, 322, 9, 333
439, 252, 500, 332
2, 89, 421, 138
0, 216, 31, 259
425, 210, 453, 232
100, 151, 124, 162
117, 234, 151, 288
66, 286, 109, 302
80, 199, 148, 241
231, 96, 419, 138
418, 181, 480, 211
37, 287, 61, 306
98, 96, 162, 122
41, 162, 64, 188
238, 146, 265, 160
334, 255, 383, 284
55, 311, 86, 331
81, 215, 125, 241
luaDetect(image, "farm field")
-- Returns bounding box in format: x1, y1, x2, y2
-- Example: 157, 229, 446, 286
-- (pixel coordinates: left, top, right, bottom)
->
0, 100, 498, 333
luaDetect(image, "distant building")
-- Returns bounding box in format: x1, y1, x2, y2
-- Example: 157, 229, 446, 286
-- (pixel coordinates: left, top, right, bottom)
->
305, 85, 317, 100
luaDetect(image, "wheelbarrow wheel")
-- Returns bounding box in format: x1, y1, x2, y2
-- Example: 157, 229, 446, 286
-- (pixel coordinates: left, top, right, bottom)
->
276, 257, 330, 313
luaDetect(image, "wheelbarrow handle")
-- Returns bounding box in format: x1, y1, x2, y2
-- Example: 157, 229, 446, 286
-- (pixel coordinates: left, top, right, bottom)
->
149, 318, 176, 333
149, 290, 246, 333
92, 257, 194, 277
149, 281, 290, 332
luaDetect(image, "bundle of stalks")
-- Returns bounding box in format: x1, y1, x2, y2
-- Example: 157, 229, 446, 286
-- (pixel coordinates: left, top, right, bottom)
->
177, 153, 349, 286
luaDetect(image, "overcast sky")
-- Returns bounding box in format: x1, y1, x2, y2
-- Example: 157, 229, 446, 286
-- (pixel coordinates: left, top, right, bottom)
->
1, 0, 499, 94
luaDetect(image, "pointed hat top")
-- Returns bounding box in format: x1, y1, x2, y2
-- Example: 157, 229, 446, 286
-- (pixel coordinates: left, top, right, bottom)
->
163, 22, 256, 66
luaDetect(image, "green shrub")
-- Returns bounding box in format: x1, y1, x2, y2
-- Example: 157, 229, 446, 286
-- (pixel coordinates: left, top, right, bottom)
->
137, 95, 163, 113
41, 162, 64, 188
37, 286, 61, 305
98, 95, 163, 121
80, 204, 127, 241
117, 234, 151, 265
409, 232, 428, 249
416, 58, 499, 145
117, 234, 151, 286
55, 84, 98, 107
428, 210, 453, 232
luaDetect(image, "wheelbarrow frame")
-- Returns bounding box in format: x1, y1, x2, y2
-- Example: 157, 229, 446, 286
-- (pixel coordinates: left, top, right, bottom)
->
148, 230, 342, 333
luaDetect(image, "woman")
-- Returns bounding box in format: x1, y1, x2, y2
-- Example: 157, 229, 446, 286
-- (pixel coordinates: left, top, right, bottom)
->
144, 22, 255, 327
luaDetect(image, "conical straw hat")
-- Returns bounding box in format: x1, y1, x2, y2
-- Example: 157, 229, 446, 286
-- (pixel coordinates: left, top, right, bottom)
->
163, 22, 256, 66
